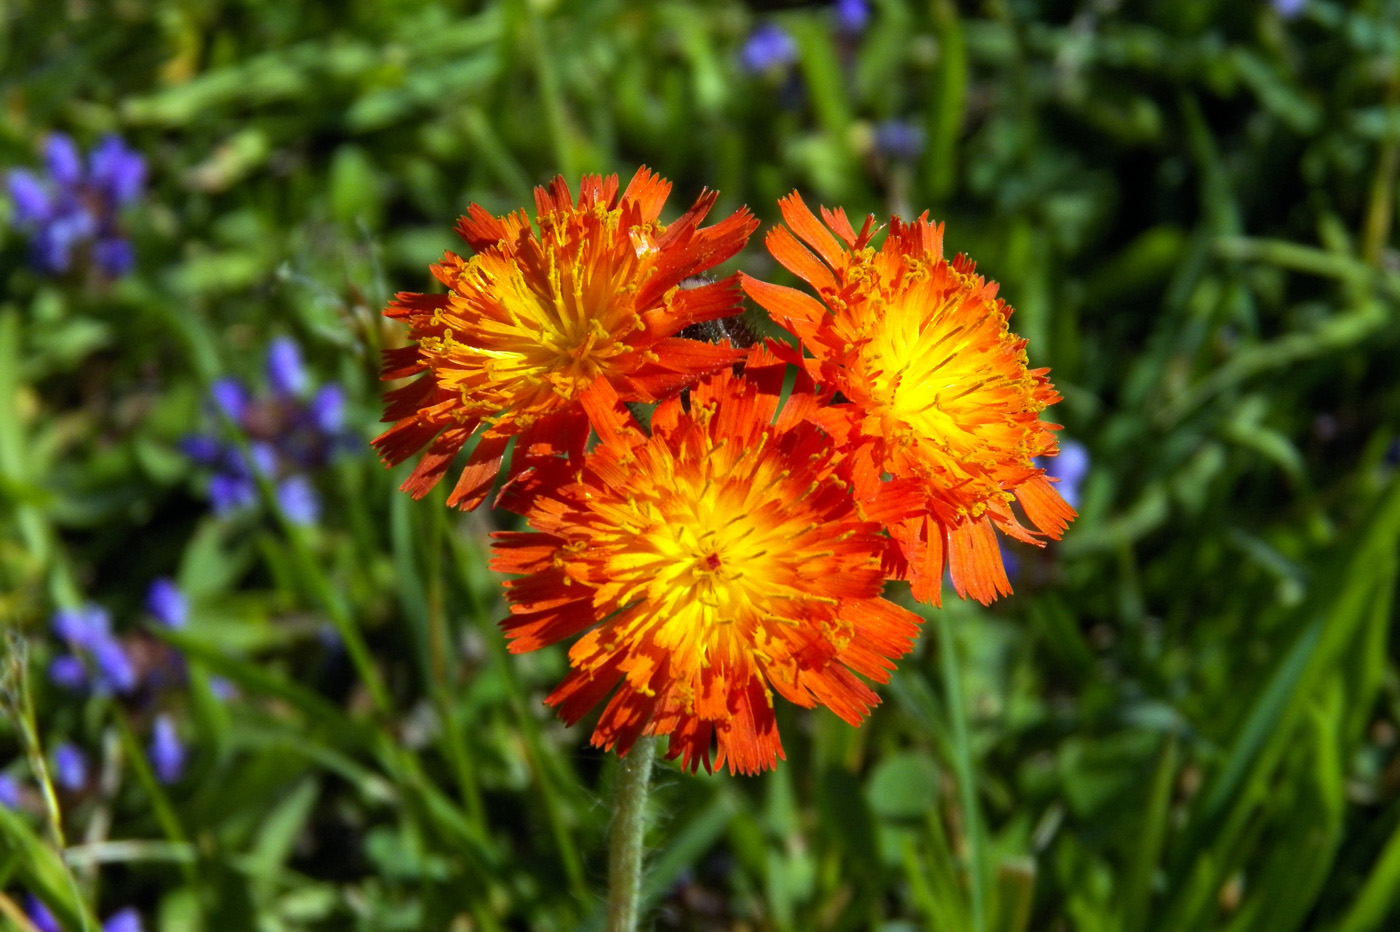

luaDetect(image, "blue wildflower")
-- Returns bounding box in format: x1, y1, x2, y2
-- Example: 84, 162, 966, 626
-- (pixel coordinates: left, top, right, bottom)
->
149, 714, 185, 785
103, 909, 145, 932
49, 654, 89, 690
184, 339, 351, 524
740, 23, 798, 74
0, 772, 21, 808
309, 383, 346, 433
210, 377, 249, 421
1045, 439, 1089, 511
874, 120, 925, 162
25, 894, 61, 932
89, 636, 138, 694
267, 336, 308, 399
5, 132, 145, 277
1272, 0, 1305, 18
52, 742, 87, 791
834, 0, 870, 35
276, 475, 320, 525
145, 577, 188, 629
50, 603, 138, 695
52, 604, 110, 649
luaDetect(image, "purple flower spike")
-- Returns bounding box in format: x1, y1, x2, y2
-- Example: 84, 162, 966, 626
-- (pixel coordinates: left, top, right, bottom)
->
102, 908, 145, 932
89, 135, 146, 206
25, 895, 62, 932
7, 170, 52, 223
146, 577, 188, 629
277, 475, 320, 525
150, 714, 185, 785
740, 23, 798, 74
53, 742, 87, 791
0, 773, 21, 809
44, 134, 83, 186
49, 654, 89, 691
267, 337, 308, 399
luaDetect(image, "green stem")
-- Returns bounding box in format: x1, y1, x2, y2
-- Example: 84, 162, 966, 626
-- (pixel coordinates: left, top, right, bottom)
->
937, 613, 987, 932
606, 737, 657, 932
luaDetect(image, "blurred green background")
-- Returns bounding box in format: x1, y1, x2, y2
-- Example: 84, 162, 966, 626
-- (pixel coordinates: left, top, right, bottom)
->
4, 1, 1400, 930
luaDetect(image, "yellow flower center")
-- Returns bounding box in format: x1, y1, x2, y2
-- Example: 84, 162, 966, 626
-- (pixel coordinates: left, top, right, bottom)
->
857, 271, 1030, 465
593, 431, 817, 669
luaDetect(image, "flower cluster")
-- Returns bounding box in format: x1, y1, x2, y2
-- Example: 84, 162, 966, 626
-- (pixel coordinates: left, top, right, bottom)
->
6, 133, 145, 277
183, 337, 350, 524
41, 579, 197, 788
376, 168, 1074, 774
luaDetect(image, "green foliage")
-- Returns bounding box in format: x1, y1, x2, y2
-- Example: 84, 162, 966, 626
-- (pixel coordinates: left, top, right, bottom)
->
3, 0, 1400, 930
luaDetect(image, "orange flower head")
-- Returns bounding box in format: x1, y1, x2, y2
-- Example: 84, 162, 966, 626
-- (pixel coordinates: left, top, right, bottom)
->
373, 167, 758, 510
490, 344, 923, 775
742, 192, 1076, 606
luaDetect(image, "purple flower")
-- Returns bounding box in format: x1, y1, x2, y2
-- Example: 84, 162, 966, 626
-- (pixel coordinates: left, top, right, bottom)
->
208, 472, 257, 514
266, 337, 308, 399
50, 603, 137, 694
210, 378, 249, 421
90, 635, 138, 694
179, 434, 223, 466
49, 654, 89, 691
52, 604, 111, 650
247, 441, 278, 478
277, 475, 320, 525
874, 120, 925, 162
210, 676, 237, 701
188, 345, 353, 523
25, 894, 61, 932
44, 134, 83, 187
0, 773, 21, 808
7, 132, 144, 278
7, 170, 51, 223
1272, 0, 1305, 18
308, 384, 345, 433
145, 577, 188, 629
103, 908, 145, 932
53, 742, 87, 791
740, 23, 798, 74
149, 714, 185, 785
1045, 439, 1089, 510
89, 135, 147, 206
94, 236, 135, 277
834, 0, 870, 35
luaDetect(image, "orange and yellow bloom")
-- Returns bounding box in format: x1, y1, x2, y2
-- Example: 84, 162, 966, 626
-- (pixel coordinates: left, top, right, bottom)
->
377, 169, 1077, 773
373, 168, 757, 510
743, 193, 1076, 606
490, 346, 923, 775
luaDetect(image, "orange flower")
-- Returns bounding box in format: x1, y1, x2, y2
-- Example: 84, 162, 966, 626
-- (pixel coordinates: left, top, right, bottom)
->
742, 193, 1075, 606
373, 168, 758, 510
490, 345, 923, 775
